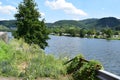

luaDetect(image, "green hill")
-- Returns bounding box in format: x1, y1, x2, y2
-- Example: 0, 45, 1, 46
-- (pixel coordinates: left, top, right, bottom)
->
47, 17, 120, 30
0, 17, 120, 30
0, 20, 16, 28
96, 17, 120, 28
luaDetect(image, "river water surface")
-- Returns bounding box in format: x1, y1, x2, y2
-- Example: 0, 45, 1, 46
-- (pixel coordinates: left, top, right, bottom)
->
45, 35, 120, 76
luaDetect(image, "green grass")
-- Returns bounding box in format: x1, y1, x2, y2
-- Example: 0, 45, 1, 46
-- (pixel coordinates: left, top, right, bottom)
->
0, 39, 67, 79
0, 39, 103, 80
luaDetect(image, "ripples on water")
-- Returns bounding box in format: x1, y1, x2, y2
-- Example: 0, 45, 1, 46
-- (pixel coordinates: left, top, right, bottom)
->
45, 35, 120, 76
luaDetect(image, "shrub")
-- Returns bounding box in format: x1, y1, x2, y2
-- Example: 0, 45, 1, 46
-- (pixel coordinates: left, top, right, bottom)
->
66, 54, 85, 74
72, 60, 103, 80
66, 54, 103, 80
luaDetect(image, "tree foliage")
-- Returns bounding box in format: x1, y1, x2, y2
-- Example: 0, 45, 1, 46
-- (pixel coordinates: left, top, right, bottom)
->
79, 28, 87, 37
14, 0, 49, 49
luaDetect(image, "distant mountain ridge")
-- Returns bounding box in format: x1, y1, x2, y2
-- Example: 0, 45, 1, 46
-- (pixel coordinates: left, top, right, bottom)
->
0, 20, 16, 28
96, 17, 120, 28
46, 17, 120, 30
1, 17, 120, 30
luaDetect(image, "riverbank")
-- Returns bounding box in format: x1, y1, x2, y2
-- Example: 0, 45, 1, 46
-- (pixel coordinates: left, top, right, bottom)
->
0, 39, 67, 79
50, 33, 120, 40
0, 38, 102, 80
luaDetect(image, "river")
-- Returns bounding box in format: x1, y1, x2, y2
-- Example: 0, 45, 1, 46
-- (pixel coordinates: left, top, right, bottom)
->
45, 35, 120, 76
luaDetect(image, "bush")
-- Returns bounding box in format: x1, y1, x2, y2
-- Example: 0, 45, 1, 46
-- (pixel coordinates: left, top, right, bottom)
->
67, 54, 85, 74
66, 54, 103, 80
72, 60, 103, 80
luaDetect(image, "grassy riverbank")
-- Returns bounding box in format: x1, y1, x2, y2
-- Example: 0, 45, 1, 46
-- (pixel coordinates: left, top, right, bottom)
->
0, 39, 67, 79
0, 39, 102, 80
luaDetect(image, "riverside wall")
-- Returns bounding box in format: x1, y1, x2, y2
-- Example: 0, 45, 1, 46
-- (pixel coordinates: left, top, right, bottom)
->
0, 32, 8, 42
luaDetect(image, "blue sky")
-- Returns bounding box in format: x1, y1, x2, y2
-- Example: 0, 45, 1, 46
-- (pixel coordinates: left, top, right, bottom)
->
0, 0, 120, 22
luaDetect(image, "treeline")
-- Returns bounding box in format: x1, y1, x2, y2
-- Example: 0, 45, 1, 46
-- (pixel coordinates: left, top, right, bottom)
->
48, 26, 120, 39
47, 17, 120, 40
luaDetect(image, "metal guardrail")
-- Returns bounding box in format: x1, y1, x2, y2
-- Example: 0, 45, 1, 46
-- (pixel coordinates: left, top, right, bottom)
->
97, 70, 120, 80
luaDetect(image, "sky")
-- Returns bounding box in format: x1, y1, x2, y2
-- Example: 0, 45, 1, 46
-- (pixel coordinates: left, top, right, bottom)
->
0, 0, 120, 22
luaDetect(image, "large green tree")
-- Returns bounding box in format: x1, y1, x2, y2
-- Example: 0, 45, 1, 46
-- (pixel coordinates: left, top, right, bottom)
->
14, 0, 49, 49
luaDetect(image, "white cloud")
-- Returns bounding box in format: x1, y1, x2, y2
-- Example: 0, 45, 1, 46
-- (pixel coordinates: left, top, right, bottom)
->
0, 18, 10, 21
0, 2, 16, 15
39, 12, 46, 21
45, 0, 87, 16
41, 12, 45, 17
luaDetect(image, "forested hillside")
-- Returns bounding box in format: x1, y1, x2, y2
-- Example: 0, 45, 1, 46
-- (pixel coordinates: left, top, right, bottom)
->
0, 20, 16, 28
1, 17, 120, 30
47, 17, 120, 30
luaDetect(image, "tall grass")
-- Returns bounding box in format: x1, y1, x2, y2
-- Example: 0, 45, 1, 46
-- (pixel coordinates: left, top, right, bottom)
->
24, 54, 66, 79
0, 39, 66, 79
0, 40, 18, 76
0, 39, 103, 80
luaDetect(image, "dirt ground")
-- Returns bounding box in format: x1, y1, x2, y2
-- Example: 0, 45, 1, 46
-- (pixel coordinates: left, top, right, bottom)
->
0, 75, 73, 80
0, 77, 22, 80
